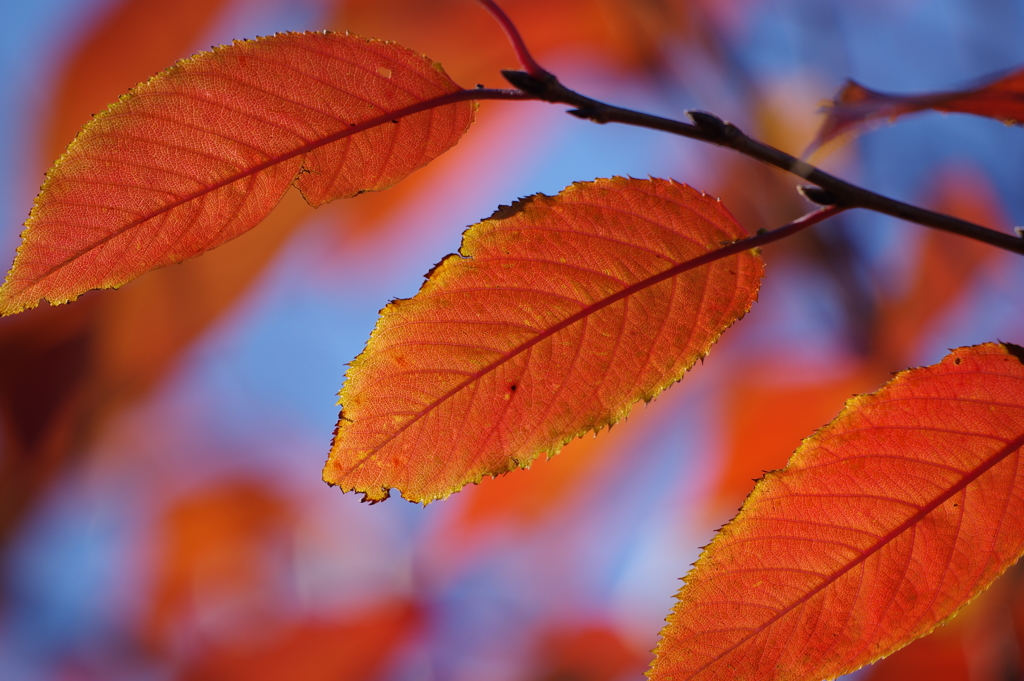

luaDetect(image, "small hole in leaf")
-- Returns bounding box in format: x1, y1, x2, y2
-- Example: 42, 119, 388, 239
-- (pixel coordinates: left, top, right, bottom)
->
509, 384, 518, 392
954, 358, 961, 365
376, 66, 392, 78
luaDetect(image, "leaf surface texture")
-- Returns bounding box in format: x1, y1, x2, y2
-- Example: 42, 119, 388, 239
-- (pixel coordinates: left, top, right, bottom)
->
0, 31, 474, 314
324, 177, 763, 502
651, 342, 1024, 681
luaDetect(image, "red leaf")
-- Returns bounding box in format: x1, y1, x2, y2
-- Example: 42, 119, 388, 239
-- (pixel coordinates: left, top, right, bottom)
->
323, 177, 763, 503
651, 343, 1024, 681
864, 571, 1017, 681
808, 67, 1024, 155
0, 32, 474, 315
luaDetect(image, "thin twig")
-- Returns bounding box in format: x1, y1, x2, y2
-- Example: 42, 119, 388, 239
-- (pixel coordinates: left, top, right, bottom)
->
475, 0, 553, 79
497, 70, 1024, 256
718, 204, 848, 254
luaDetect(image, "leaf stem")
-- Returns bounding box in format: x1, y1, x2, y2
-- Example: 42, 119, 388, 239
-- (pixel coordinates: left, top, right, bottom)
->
475, 0, 553, 79
496, 69, 1024, 256
696, 204, 847, 263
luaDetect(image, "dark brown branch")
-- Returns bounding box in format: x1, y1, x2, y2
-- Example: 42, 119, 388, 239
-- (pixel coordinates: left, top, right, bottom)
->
499, 70, 1024, 256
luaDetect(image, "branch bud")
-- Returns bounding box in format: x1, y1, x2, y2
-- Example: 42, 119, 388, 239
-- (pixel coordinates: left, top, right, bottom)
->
502, 69, 548, 95
687, 110, 728, 135
798, 185, 840, 206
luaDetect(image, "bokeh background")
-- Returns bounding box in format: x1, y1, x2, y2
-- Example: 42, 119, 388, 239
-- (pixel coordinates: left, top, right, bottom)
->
2, 0, 1024, 679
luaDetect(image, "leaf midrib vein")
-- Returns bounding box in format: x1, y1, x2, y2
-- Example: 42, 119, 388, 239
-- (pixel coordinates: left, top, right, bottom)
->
337, 237, 752, 477
14, 93, 470, 295
680, 429, 1024, 679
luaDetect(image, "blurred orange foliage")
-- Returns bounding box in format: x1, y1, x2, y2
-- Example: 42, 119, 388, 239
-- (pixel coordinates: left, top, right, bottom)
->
144, 482, 297, 653
533, 624, 648, 681
179, 600, 419, 681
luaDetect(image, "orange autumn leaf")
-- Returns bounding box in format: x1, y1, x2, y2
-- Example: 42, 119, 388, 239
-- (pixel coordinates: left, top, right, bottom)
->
864, 570, 1020, 681
808, 67, 1024, 155
323, 177, 763, 503
651, 343, 1024, 681
0, 5, 346, 544
0, 32, 475, 315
